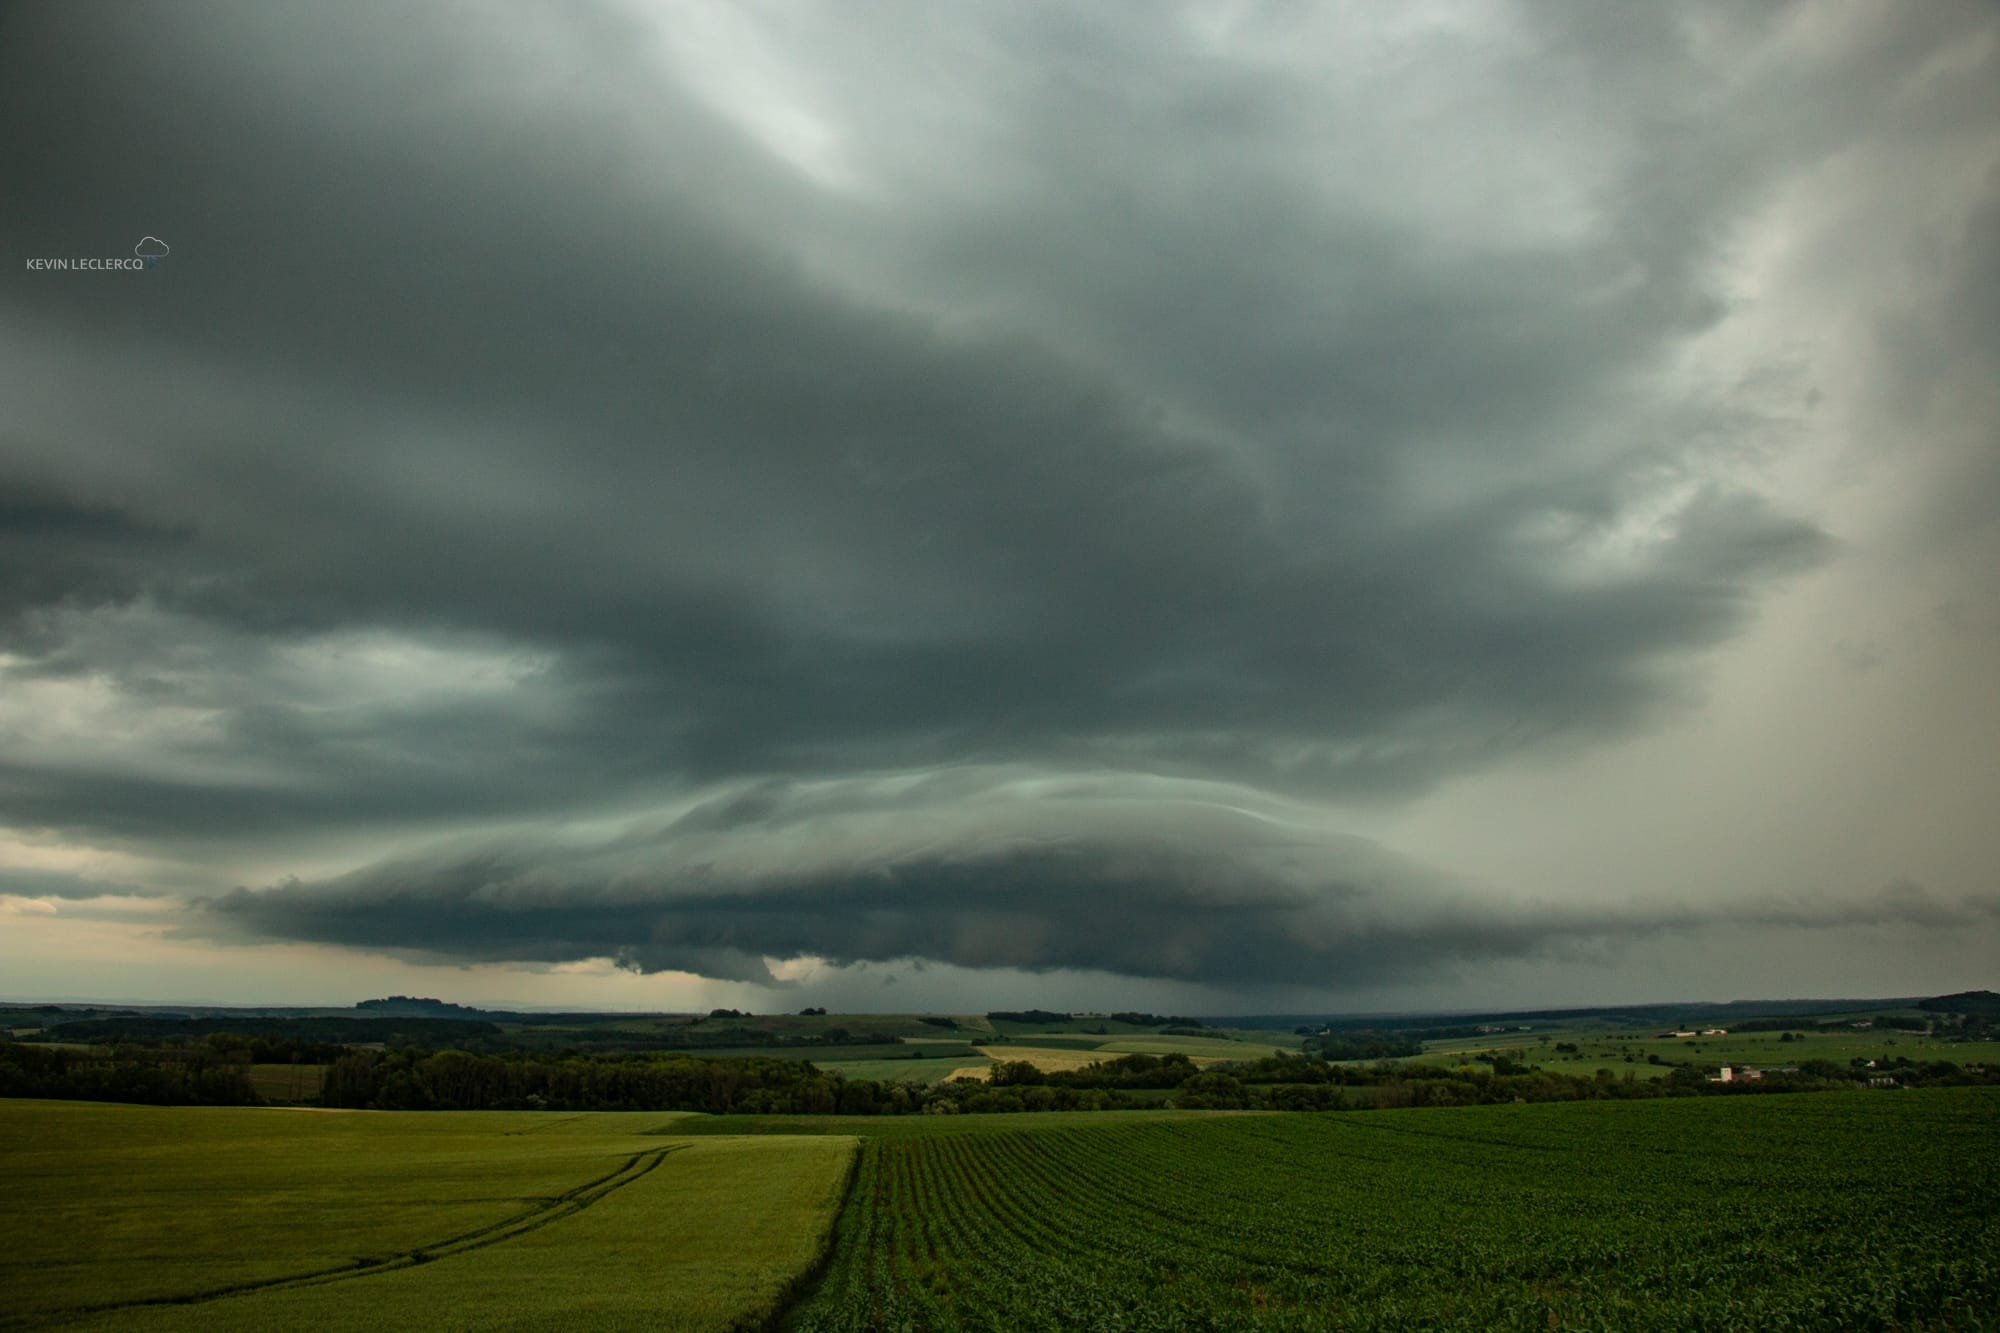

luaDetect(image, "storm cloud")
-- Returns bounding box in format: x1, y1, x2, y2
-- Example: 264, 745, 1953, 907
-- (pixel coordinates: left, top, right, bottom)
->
3, 2, 1997, 1003
207, 772, 2000, 989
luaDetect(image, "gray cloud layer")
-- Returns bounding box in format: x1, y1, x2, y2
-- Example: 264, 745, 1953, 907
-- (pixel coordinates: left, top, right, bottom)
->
207, 772, 1999, 987
5, 2, 1997, 995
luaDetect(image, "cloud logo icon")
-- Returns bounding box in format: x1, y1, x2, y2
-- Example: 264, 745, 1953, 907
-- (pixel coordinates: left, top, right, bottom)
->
135, 236, 170, 268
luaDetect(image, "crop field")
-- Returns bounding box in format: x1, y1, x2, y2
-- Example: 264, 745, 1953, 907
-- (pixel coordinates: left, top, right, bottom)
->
787, 1088, 2000, 1330
1095, 1034, 1290, 1060
964, 1046, 1116, 1076
0, 1102, 853, 1332
975, 1034, 1115, 1051
8, 1090, 1994, 1329
815, 1054, 992, 1084
959, 1034, 1288, 1079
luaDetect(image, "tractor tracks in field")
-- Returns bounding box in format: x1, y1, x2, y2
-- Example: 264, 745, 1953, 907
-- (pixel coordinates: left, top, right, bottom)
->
19, 1145, 686, 1328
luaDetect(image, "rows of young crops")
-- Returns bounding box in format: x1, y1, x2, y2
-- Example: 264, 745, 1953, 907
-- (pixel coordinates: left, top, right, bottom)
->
786, 1089, 2000, 1330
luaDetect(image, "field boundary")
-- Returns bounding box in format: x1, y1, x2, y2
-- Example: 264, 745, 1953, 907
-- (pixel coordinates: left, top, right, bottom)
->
16, 1145, 687, 1328
741, 1138, 865, 1333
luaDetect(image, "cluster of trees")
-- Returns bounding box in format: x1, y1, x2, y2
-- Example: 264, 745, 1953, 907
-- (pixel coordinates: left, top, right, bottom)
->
1918, 990, 2000, 1016
317, 1048, 1163, 1115
977, 1047, 2000, 1112
304, 1040, 1992, 1112
197, 1033, 346, 1064
1738, 1013, 1940, 1035
986, 1010, 1072, 1025
933, 1085, 1151, 1114
1303, 1032, 1425, 1061
1106, 1012, 1206, 1028
323, 1049, 870, 1113
0, 1042, 257, 1105
1932, 1012, 1994, 1038
988, 1052, 1202, 1090
1173, 1058, 2000, 1111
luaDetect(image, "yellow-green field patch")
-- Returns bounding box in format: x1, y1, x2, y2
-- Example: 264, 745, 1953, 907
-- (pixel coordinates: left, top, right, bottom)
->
0, 1102, 852, 1332
966, 1046, 1122, 1075
964, 1037, 1284, 1076
810, 1055, 983, 1084
1096, 1035, 1288, 1061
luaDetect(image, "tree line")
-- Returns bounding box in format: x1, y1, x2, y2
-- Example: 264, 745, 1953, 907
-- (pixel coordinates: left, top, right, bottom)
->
0, 1042, 257, 1105
985, 1010, 1206, 1028
8, 1036, 1994, 1115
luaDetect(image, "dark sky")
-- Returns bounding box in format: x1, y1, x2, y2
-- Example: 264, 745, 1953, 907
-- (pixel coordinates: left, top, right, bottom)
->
2, 2, 1995, 1010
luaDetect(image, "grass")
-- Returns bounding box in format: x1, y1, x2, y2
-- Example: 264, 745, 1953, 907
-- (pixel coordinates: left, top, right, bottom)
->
0, 1101, 854, 1332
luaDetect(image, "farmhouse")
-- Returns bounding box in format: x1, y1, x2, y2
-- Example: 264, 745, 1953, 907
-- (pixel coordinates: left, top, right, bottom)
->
1713, 1064, 1800, 1082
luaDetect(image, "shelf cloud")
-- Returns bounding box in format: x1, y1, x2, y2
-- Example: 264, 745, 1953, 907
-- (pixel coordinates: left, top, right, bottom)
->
208, 772, 2000, 990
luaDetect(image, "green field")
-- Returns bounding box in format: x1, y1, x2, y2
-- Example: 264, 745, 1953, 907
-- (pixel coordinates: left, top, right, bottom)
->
0, 1103, 853, 1331
1097, 1034, 1290, 1061
975, 1033, 1114, 1051
813, 1054, 992, 1084
788, 1089, 2000, 1329
6, 1090, 1996, 1329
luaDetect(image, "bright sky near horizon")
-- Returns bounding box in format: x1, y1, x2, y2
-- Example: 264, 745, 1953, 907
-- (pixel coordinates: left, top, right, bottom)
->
2, 2, 1996, 1013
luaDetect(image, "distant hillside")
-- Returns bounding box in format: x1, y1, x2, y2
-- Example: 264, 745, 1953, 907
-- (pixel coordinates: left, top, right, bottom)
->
1918, 990, 2000, 1017
1224, 996, 1930, 1035
39, 1014, 502, 1047
355, 996, 488, 1017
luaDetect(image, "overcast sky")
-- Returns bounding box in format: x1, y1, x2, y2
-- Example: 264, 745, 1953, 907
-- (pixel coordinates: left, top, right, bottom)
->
2, 1, 1996, 1014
